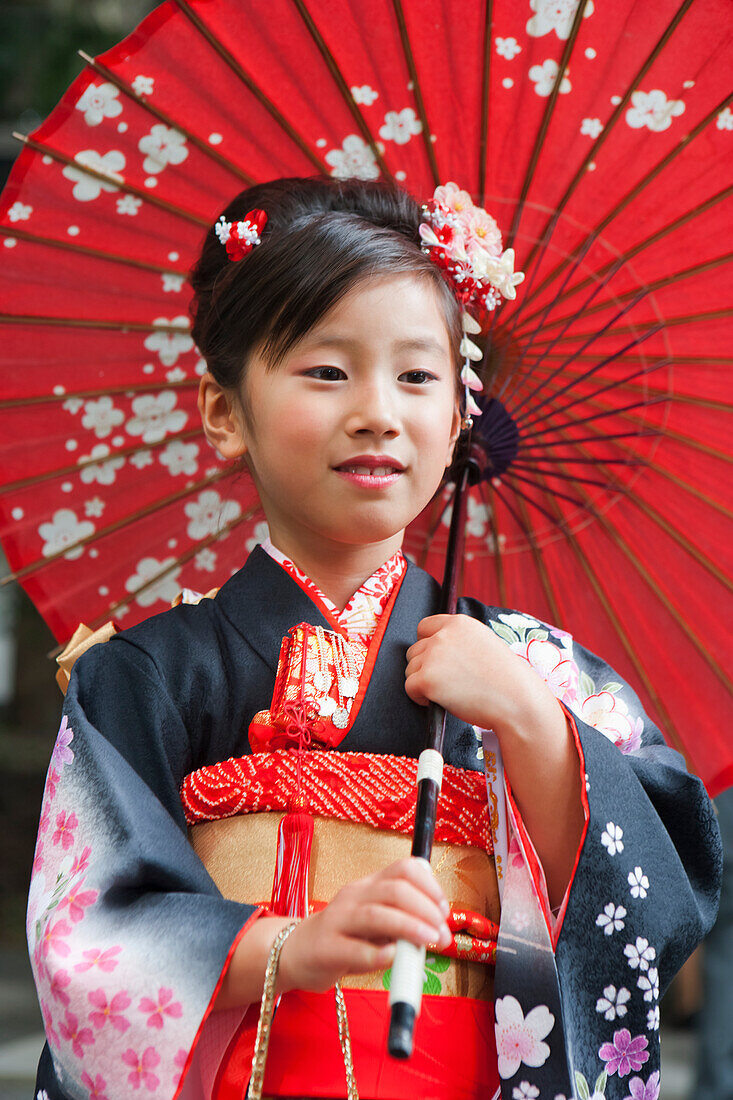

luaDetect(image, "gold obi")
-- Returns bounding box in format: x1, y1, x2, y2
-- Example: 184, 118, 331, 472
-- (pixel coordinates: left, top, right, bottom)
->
190, 813, 500, 1001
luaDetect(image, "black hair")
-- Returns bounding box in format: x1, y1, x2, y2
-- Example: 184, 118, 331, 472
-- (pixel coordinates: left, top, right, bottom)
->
189, 176, 463, 394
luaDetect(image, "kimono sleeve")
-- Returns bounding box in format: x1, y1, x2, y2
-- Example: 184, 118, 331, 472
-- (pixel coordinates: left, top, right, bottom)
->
27, 636, 260, 1100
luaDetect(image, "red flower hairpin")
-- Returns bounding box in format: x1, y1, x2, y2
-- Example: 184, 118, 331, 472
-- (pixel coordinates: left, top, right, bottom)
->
215, 208, 268, 261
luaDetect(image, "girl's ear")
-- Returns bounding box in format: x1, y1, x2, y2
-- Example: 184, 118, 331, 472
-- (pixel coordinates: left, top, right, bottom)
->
445, 402, 462, 467
198, 372, 248, 459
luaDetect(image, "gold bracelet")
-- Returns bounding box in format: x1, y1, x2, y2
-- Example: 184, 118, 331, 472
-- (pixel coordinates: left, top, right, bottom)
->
249, 921, 299, 1100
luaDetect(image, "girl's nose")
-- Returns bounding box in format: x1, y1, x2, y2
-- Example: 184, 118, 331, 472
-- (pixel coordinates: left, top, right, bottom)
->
346, 382, 401, 438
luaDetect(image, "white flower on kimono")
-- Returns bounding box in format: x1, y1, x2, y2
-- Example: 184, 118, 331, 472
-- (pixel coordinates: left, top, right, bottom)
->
529, 59, 571, 97
646, 1006, 660, 1032
126, 391, 187, 443
36, 1090, 50, 1100
143, 317, 194, 366
596, 984, 630, 1021
637, 966, 659, 1003
601, 821, 624, 856
138, 124, 189, 174
132, 75, 154, 96
596, 901, 626, 935
527, 0, 594, 40
581, 117, 604, 138
116, 194, 142, 216
125, 556, 182, 607
62, 149, 125, 202
246, 520, 271, 552
185, 489, 242, 541
379, 108, 422, 145
495, 36, 521, 59
626, 89, 685, 132
494, 996, 554, 1079
624, 936, 655, 970
628, 866, 649, 899
513, 637, 577, 702
81, 396, 125, 439
325, 134, 380, 180
579, 691, 635, 749
75, 82, 123, 127
512, 1083, 539, 1099
39, 509, 94, 561
499, 612, 540, 632
79, 443, 125, 485
474, 726, 484, 761
8, 201, 32, 222
159, 440, 199, 477
350, 84, 379, 105
717, 107, 733, 131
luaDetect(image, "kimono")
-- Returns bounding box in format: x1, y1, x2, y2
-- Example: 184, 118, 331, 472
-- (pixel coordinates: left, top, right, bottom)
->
28, 545, 721, 1100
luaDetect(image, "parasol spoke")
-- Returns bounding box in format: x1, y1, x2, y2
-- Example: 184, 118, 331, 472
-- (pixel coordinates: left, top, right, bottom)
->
513, 491, 565, 626
491, 476, 569, 545
0, 314, 189, 333
531, 353, 733, 367
527, 364, 733, 413
77, 50, 255, 186
0, 379, 198, 410
480, 479, 508, 607
501, 468, 594, 511
171, 0, 326, 173
0, 224, 185, 277
390, 0, 440, 185
518, 428, 659, 452
477, 0, 494, 203
516, 394, 668, 446
509, 92, 733, 326
525, 307, 733, 348
506, 0, 591, 250
507, 464, 627, 493
12, 132, 210, 228
0, 464, 243, 585
513, 454, 643, 467
290, 0, 394, 181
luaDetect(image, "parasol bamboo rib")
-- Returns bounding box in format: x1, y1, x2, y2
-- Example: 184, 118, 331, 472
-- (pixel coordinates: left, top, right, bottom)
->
12, 133, 210, 228
290, 0, 393, 182
0, 380, 197, 411
510, 91, 733, 324
502, 468, 594, 510
521, 395, 668, 445
527, 365, 733, 414
478, 0, 494, 204
506, 0, 590, 250
0, 426, 206, 496
76, 50, 255, 186
527, 353, 733, 367
0, 224, 185, 277
512, 491, 564, 625
483, 481, 507, 607
513, 0, 697, 281
170, 0, 327, 174
0, 465, 240, 585
525, 308, 733, 348
518, 429, 658, 452
390, 0, 439, 186
0, 314, 190, 333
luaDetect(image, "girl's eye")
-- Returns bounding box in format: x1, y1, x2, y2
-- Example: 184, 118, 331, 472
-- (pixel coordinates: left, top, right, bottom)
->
399, 369, 437, 384
306, 366, 347, 381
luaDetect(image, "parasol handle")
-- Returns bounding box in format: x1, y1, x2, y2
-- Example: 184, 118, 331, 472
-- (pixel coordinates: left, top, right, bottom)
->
388, 444, 484, 1059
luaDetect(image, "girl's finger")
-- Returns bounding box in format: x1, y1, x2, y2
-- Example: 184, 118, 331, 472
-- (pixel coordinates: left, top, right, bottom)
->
344, 903, 449, 950
405, 638, 427, 661
404, 674, 429, 707
416, 614, 451, 639
380, 857, 449, 911
363, 876, 448, 931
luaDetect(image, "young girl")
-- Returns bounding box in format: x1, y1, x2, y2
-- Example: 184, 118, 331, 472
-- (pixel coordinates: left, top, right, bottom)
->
28, 177, 720, 1100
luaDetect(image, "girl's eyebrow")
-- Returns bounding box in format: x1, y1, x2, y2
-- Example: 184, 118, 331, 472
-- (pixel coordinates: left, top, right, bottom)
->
302, 334, 447, 357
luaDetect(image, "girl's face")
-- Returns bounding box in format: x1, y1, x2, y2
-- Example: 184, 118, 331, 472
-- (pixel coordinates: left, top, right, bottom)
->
212, 273, 460, 557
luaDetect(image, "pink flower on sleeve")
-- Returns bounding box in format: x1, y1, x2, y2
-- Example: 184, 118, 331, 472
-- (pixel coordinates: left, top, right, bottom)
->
81, 1071, 109, 1100
139, 987, 183, 1029
46, 768, 61, 801
51, 715, 75, 769
52, 811, 78, 851
74, 945, 121, 973
122, 1046, 161, 1090
88, 988, 131, 1032
50, 969, 71, 1007
599, 1029, 650, 1076
39, 803, 51, 835
173, 1047, 189, 1087
71, 845, 92, 876
41, 1000, 60, 1048
59, 1010, 95, 1058
33, 838, 45, 874
42, 918, 72, 958
59, 879, 98, 922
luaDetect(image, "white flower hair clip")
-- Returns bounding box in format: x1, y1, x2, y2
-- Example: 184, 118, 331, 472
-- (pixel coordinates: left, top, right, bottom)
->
215, 208, 268, 261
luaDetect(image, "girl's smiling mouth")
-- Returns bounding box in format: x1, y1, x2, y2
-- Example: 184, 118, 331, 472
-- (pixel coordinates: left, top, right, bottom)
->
334, 454, 405, 488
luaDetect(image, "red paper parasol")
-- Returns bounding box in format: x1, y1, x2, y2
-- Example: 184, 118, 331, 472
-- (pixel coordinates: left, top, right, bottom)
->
0, 0, 731, 792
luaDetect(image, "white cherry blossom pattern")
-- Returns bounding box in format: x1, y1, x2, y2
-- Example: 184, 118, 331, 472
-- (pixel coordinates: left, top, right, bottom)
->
578, 691, 639, 751
39, 510, 95, 561
194, 548, 217, 573
512, 637, 576, 702
116, 195, 142, 216
626, 90, 685, 132
126, 392, 187, 444
628, 867, 650, 900
7, 201, 32, 222
646, 1005, 660, 1031
166, 367, 187, 383
637, 967, 659, 1003
143, 318, 194, 366
498, 612, 540, 632
325, 135, 380, 180
596, 902, 627, 936
379, 108, 422, 145
601, 822, 624, 856
350, 85, 379, 105
596, 985, 630, 1021
159, 440, 199, 477
494, 996, 554, 1079
527, 0, 594, 39
624, 937, 656, 971
75, 82, 123, 127
161, 273, 185, 293
61, 150, 125, 202
132, 75, 154, 96
184, 490, 242, 541
528, 59, 571, 97
81, 397, 125, 439
78, 444, 125, 486
581, 118, 604, 138
84, 498, 105, 519
245, 521, 270, 552
130, 450, 153, 470
512, 1083, 539, 1100
716, 107, 733, 131
138, 124, 189, 174
125, 556, 182, 607
495, 36, 522, 59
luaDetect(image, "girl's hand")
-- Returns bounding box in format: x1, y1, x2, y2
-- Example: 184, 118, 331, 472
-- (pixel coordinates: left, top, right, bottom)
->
278, 857, 451, 994
405, 614, 560, 738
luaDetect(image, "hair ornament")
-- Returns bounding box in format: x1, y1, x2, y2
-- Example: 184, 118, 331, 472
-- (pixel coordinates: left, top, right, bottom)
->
420, 182, 525, 423
215, 208, 268, 261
